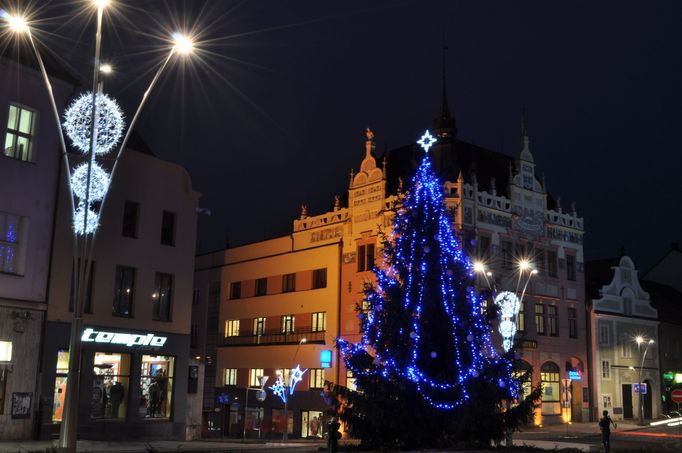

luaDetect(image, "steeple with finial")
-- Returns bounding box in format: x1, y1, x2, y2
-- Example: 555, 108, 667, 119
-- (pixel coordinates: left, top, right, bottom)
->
433, 36, 457, 142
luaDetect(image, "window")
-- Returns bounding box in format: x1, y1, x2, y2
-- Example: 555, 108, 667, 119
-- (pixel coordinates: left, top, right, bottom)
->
548, 305, 558, 336
346, 370, 357, 391
535, 249, 546, 275
517, 300, 526, 333
501, 240, 513, 269
599, 324, 609, 345
620, 335, 633, 358
225, 320, 240, 337
192, 288, 200, 306
140, 355, 174, 418
253, 317, 266, 336
301, 410, 324, 438
540, 362, 561, 415
122, 201, 139, 238
0, 366, 7, 415
152, 272, 173, 321
601, 360, 611, 379
4, 104, 36, 161
566, 254, 576, 281
309, 369, 325, 389
547, 250, 558, 278
0, 212, 23, 275
312, 312, 326, 332
224, 368, 237, 386
52, 350, 69, 421
282, 273, 296, 292
92, 352, 130, 420
190, 322, 199, 348
357, 243, 375, 272
477, 235, 490, 259
160, 210, 175, 246
0, 341, 11, 362
281, 315, 295, 334
69, 259, 94, 314
535, 303, 545, 335
512, 361, 533, 401
312, 268, 327, 289
230, 282, 241, 299
113, 266, 135, 317
568, 307, 578, 338
249, 368, 264, 387
255, 278, 267, 296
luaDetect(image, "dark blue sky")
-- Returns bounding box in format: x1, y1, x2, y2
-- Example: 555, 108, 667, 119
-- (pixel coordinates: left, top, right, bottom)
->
13, 0, 682, 269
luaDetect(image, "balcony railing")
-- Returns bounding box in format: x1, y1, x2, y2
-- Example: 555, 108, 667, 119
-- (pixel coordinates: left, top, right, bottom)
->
219, 328, 326, 347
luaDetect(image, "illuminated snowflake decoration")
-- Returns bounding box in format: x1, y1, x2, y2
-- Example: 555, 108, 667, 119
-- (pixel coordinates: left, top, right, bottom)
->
63, 92, 125, 155
269, 377, 287, 403
70, 162, 110, 201
494, 291, 521, 352
73, 203, 100, 235
288, 364, 308, 395
417, 130, 437, 152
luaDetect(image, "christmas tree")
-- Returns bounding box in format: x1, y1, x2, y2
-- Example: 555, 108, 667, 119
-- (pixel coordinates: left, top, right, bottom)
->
334, 131, 540, 450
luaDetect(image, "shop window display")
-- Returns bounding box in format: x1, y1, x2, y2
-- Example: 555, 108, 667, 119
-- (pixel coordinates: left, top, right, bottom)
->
92, 352, 130, 420
140, 355, 174, 418
52, 350, 70, 422
301, 410, 323, 438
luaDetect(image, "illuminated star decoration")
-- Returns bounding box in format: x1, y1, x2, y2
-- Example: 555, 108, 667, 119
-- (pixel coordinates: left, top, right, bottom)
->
288, 365, 308, 395
494, 291, 521, 352
417, 130, 437, 152
269, 376, 287, 403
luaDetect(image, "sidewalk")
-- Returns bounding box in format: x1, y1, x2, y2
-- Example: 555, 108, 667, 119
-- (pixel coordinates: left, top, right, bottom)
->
0, 439, 324, 453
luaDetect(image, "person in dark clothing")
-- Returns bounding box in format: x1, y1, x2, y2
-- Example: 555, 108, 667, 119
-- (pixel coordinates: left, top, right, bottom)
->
599, 410, 617, 452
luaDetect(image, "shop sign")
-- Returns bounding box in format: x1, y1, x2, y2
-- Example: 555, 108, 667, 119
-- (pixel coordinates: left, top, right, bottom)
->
568, 371, 582, 381
81, 328, 167, 347
320, 350, 332, 368
663, 371, 674, 381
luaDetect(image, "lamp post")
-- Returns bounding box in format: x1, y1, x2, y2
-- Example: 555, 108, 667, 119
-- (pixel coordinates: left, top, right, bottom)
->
281, 338, 307, 441
2, 4, 195, 452
635, 336, 655, 426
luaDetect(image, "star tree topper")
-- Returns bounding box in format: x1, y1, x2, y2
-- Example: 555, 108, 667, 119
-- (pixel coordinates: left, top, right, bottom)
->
417, 130, 437, 152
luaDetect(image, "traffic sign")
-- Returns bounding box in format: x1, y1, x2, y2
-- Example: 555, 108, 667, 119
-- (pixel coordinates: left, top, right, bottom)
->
671, 389, 682, 404
256, 389, 267, 402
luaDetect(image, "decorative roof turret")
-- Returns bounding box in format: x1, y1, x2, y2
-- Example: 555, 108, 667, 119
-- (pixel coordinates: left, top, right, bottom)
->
432, 42, 457, 142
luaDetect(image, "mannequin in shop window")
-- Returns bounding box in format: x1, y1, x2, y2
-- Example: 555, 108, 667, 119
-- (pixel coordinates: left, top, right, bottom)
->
109, 380, 125, 418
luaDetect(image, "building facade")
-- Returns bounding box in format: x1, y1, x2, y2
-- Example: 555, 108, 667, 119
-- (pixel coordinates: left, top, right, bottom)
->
587, 256, 661, 422
194, 237, 342, 439
39, 143, 200, 440
0, 55, 77, 439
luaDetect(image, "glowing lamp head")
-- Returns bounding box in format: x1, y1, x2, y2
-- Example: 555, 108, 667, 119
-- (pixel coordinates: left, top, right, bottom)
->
531, 269, 539, 275
99, 64, 113, 74
636, 336, 644, 345
93, 0, 110, 8
518, 259, 531, 272
473, 262, 486, 274
2, 10, 28, 33
649, 339, 655, 344
300, 338, 307, 344
172, 32, 194, 55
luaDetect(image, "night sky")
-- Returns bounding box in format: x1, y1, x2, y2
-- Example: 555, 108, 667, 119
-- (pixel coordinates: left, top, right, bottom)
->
8, 0, 682, 269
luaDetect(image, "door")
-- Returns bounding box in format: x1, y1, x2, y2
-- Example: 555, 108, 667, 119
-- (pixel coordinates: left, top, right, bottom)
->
622, 384, 633, 419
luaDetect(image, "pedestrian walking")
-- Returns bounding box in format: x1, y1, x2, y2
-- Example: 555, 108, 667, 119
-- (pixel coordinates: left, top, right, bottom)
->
599, 410, 617, 452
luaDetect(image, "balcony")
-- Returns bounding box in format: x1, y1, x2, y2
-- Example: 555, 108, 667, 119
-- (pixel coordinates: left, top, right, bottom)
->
219, 328, 326, 347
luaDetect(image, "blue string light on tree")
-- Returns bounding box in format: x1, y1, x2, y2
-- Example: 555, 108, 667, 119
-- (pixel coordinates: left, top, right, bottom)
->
339, 129, 518, 410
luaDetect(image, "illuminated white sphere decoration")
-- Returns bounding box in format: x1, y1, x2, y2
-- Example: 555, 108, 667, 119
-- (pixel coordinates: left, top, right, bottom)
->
494, 291, 521, 352
73, 204, 100, 235
70, 162, 110, 201
63, 92, 125, 155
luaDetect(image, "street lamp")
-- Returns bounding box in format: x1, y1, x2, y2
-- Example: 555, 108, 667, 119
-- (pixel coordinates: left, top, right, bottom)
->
2, 5, 196, 452
635, 336, 655, 426
268, 338, 307, 441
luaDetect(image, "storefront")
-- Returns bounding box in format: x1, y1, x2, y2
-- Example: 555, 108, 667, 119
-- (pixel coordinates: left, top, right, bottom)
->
39, 322, 189, 440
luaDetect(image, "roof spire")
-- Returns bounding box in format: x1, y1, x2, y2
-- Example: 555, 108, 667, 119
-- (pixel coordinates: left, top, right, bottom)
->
433, 34, 457, 141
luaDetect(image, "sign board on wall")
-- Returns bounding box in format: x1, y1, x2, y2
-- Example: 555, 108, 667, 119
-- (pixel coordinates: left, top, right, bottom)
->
81, 328, 167, 347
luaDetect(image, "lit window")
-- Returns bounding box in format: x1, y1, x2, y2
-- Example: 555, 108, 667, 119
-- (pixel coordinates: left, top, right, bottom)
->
312, 268, 327, 289
140, 355, 175, 419
281, 315, 295, 334
152, 272, 173, 321
4, 104, 36, 162
92, 352, 131, 420
225, 320, 240, 337
224, 368, 237, 386
540, 362, 560, 415
0, 212, 23, 275
253, 317, 266, 336
309, 369, 325, 389
535, 303, 545, 335
52, 350, 70, 422
601, 360, 611, 379
346, 370, 357, 391
312, 312, 326, 332
0, 341, 11, 362
249, 368, 264, 387
517, 301, 526, 332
